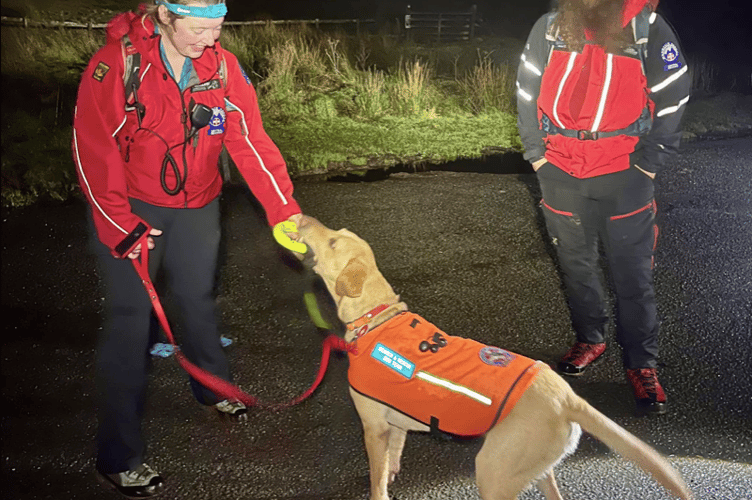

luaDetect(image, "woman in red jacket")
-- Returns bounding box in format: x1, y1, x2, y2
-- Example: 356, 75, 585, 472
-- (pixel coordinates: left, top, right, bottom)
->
72, 1, 304, 496
516, 0, 689, 416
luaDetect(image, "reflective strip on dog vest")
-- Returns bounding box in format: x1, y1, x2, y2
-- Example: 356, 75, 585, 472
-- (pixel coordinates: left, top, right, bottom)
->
348, 312, 543, 437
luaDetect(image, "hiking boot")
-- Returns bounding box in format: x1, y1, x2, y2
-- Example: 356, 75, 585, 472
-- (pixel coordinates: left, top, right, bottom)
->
557, 342, 606, 376
215, 399, 248, 420
627, 368, 667, 416
96, 463, 164, 498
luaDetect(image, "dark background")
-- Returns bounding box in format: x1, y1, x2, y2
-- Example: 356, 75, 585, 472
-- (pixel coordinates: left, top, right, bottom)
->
225, 0, 752, 64
2, 0, 749, 69
223, 0, 752, 91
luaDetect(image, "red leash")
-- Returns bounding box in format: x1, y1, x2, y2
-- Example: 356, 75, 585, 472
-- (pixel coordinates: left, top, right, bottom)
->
132, 246, 354, 410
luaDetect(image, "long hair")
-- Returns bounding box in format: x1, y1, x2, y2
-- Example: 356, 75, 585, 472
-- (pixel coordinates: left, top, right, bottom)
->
554, 0, 634, 53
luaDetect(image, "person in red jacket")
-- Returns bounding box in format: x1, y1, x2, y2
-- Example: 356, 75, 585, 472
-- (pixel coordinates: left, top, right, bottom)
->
71, 1, 305, 496
516, 0, 689, 416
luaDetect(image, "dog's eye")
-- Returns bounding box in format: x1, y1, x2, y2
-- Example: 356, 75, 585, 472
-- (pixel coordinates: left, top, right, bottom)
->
329, 238, 337, 249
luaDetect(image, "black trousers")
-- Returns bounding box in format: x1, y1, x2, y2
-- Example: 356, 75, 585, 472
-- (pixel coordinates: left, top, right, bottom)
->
90, 198, 232, 473
536, 165, 659, 370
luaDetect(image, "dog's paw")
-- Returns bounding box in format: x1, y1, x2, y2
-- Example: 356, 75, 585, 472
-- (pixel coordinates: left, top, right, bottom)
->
388, 470, 399, 485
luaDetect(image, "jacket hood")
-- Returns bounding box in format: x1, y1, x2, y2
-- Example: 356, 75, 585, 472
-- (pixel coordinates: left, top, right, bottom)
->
622, 0, 659, 26
106, 4, 152, 44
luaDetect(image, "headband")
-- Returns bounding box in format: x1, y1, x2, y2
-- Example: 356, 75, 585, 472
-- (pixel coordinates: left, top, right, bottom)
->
156, 1, 227, 19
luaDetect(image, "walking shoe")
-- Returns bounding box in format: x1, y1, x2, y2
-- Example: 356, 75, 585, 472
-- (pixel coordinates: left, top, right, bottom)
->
96, 463, 164, 498
557, 342, 606, 375
627, 368, 667, 416
214, 399, 248, 420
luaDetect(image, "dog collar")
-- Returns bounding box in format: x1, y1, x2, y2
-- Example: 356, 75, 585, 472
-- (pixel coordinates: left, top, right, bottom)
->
346, 304, 392, 333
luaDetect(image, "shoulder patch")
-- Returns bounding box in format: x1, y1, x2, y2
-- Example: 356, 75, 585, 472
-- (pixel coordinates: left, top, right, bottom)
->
92, 61, 110, 82
660, 42, 682, 71
238, 62, 252, 85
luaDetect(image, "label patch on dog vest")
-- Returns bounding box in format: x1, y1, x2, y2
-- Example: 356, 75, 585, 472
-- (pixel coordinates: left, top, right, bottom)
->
371, 343, 415, 378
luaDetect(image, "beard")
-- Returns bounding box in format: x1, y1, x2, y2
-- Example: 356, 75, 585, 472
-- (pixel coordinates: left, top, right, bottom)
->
555, 0, 633, 52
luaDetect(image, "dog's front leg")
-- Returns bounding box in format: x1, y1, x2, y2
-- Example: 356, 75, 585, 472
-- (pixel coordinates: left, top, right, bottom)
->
362, 419, 392, 500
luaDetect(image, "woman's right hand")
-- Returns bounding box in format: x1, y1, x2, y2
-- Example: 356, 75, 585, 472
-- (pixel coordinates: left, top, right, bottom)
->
532, 158, 548, 172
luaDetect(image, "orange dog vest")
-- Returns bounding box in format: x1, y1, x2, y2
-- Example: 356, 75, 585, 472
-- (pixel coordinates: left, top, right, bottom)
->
348, 312, 543, 437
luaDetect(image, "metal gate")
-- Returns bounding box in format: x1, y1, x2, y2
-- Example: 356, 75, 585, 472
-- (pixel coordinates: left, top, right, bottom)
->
404, 4, 478, 42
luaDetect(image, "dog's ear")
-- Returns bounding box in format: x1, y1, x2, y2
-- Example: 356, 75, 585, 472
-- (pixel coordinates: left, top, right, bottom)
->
335, 258, 367, 298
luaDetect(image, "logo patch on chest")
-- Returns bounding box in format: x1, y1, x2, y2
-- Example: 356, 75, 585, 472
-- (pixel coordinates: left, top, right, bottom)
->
208, 107, 226, 135
371, 343, 415, 378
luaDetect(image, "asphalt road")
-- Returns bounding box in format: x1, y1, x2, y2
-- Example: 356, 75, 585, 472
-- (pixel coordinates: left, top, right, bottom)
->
2, 137, 751, 500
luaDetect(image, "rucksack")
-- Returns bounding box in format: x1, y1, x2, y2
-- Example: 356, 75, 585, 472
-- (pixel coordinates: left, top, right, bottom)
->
539, 5, 654, 139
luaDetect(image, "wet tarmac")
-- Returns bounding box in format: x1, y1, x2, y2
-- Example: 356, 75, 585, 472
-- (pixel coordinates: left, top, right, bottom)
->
2, 137, 751, 499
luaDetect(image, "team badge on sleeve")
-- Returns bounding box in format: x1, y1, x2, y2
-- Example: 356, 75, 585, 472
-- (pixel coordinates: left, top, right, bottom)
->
92, 61, 110, 82
660, 42, 683, 71
238, 62, 252, 85
208, 107, 226, 135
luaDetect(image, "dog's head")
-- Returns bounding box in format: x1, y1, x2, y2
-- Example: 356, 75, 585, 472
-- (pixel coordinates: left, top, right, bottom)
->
297, 216, 400, 325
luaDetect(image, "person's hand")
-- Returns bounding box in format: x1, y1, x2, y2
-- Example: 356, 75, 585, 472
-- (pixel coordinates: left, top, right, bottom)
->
127, 228, 163, 259
273, 214, 307, 256
532, 158, 548, 172
634, 164, 656, 179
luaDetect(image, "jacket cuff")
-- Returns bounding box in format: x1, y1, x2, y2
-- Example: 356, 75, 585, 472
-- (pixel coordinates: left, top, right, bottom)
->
113, 222, 151, 259
523, 148, 546, 163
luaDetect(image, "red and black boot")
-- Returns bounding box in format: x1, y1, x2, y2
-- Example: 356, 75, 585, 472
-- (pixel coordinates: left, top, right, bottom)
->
557, 342, 606, 376
627, 368, 667, 416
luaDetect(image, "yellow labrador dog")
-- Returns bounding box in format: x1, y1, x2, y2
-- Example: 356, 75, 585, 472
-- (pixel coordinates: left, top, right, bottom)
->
296, 216, 692, 500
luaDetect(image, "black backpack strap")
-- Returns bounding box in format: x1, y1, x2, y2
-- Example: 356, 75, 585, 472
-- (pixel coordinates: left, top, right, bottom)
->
544, 12, 563, 65
121, 35, 144, 125
631, 5, 652, 74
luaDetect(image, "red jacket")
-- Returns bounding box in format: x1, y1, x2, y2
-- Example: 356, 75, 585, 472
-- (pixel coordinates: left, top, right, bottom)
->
348, 312, 544, 437
72, 9, 300, 256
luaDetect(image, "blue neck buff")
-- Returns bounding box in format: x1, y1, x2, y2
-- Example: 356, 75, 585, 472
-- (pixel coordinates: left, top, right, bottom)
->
156, 1, 227, 19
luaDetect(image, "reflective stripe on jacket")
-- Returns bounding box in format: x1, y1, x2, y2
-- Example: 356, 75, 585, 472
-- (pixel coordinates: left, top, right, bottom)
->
348, 312, 544, 437
72, 9, 300, 256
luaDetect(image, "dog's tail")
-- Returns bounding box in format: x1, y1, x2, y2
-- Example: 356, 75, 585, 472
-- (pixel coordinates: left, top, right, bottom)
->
565, 394, 693, 500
